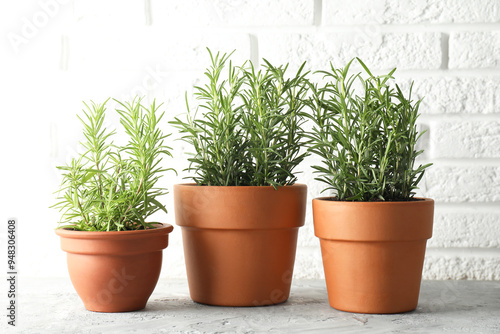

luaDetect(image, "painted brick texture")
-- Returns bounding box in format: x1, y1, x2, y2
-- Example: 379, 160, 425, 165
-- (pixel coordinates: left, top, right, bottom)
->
259, 32, 443, 71
323, 0, 500, 24
450, 32, 500, 69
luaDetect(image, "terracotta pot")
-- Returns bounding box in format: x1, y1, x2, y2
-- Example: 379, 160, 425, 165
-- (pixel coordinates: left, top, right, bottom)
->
55, 223, 173, 312
313, 197, 434, 314
174, 183, 307, 306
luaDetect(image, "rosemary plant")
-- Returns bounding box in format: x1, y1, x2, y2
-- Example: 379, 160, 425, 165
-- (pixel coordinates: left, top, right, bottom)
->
307, 58, 431, 201
52, 98, 174, 231
171, 50, 309, 187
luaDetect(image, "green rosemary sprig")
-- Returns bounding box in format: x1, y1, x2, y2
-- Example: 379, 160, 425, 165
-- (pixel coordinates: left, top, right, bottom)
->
307, 58, 432, 201
52, 98, 175, 231
170, 49, 310, 188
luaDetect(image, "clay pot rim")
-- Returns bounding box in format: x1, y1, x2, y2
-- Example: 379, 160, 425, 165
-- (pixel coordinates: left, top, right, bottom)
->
55, 222, 173, 240
312, 197, 434, 241
174, 183, 307, 230
313, 197, 433, 206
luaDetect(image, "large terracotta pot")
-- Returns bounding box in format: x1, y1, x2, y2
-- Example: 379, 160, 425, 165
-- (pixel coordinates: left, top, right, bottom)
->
174, 183, 307, 306
55, 223, 174, 312
313, 197, 434, 314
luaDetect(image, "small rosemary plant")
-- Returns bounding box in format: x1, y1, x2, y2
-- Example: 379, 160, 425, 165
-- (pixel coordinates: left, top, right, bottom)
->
307, 58, 431, 201
171, 49, 309, 188
52, 98, 174, 231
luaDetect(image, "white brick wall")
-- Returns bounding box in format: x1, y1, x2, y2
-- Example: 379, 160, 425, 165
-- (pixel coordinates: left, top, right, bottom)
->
431, 122, 500, 158
259, 32, 443, 71
449, 32, 500, 68
409, 76, 500, 114
1, 0, 499, 280
323, 0, 500, 24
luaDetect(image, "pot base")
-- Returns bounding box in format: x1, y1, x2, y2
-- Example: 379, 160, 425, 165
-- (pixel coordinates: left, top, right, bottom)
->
67, 252, 162, 313
85, 302, 147, 313
320, 239, 427, 314
182, 227, 297, 307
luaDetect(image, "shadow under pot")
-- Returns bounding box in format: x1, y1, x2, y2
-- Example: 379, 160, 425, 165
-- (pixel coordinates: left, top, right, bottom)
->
174, 183, 307, 306
55, 223, 174, 312
313, 197, 434, 314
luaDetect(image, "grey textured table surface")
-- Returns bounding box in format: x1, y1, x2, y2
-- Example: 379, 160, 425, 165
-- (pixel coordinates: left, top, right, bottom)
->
6, 278, 500, 333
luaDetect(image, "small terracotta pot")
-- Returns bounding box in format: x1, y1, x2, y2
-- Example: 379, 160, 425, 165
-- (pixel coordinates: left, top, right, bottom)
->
174, 183, 307, 306
313, 197, 434, 314
55, 223, 173, 312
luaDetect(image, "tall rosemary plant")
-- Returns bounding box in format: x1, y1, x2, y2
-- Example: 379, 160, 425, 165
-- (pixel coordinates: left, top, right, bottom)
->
171, 50, 309, 188
307, 58, 431, 201
52, 98, 174, 231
